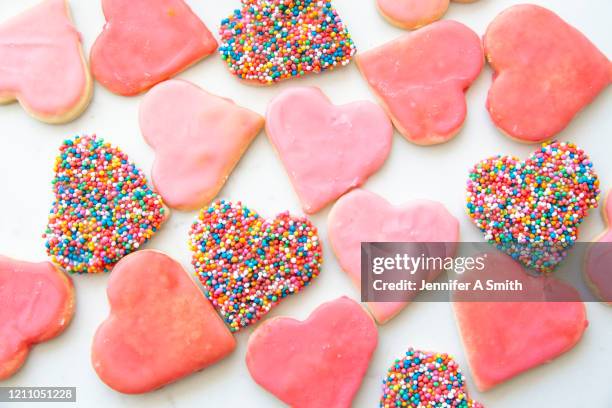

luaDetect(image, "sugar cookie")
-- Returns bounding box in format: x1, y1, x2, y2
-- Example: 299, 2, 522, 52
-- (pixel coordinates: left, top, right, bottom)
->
377, 0, 479, 30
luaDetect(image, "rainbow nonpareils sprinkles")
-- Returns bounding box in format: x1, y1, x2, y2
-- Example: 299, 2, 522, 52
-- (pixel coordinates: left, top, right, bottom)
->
44, 135, 166, 274
381, 348, 483, 408
189, 200, 322, 332
219, 0, 356, 85
467, 141, 599, 273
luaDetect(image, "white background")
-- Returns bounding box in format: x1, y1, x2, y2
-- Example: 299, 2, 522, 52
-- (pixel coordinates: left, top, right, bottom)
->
0, 0, 611, 407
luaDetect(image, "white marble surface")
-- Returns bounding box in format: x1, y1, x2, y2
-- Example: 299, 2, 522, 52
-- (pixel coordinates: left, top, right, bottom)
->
0, 0, 610, 407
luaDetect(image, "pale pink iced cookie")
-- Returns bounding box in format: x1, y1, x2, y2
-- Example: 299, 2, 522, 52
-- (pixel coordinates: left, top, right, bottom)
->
453, 252, 587, 391
585, 191, 612, 304
140, 80, 264, 211
0, 255, 75, 380
377, 0, 479, 30
0, 0, 92, 124
485, 5, 611, 142
266, 87, 393, 214
328, 189, 459, 324
246, 297, 377, 408
357, 20, 483, 145
90, 0, 218, 96
92, 250, 235, 394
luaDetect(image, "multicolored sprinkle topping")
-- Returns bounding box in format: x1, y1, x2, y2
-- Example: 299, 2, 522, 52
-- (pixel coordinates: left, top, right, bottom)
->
189, 200, 322, 332
44, 135, 166, 274
381, 348, 483, 408
219, 0, 356, 85
467, 141, 599, 273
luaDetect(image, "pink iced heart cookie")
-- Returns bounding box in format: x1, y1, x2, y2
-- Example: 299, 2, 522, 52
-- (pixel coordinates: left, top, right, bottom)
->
356, 20, 483, 145
585, 190, 612, 304
485, 5, 611, 142
453, 252, 588, 391
0, 256, 75, 380
246, 297, 377, 408
90, 0, 217, 96
92, 250, 236, 394
328, 189, 459, 324
0, 0, 92, 124
140, 80, 264, 210
266, 87, 393, 214
377, 0, 479, 30
467, 141, 600, 274
189, 200, 323, 332
381, 348, 482, 407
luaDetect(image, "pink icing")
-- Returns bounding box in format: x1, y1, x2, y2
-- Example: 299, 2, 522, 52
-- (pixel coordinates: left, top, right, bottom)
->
328, 189, 459, 323
453, 252, 587, 391
485, 5, 611, 142
0, 255, 74, 380
90, 0, 218, 96
585, 192, 612, 303
266, 87, 393, 214
140, 80, 263, 210
377, 0, 449, 29
92, 250, 235, 394
246, 297, 377, 408
356, 20, 483, 145
0, 0, 90, 121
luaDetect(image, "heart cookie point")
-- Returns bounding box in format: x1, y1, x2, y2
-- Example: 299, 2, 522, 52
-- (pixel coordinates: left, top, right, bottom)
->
140, 79, 264, 211
0, 255, 75, 380
467, 141, 600, 273
44, 135, 168, 274
90, 0, 217, 96
453, 252, 587, 391
267, 87, 393, 214
328, 189, 459, 323
485, 4, 612, 142
92, 250, 235, 394
0, 0, 92, 123
189, 200, 323, 332
356, 20, 483, 145
219, 0, 356, 85
381, 347, 482, 407
246, 297, 377, 408
376, 0, 450, 30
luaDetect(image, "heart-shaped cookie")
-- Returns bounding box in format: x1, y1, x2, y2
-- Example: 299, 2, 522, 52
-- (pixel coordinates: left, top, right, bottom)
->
189, 200, 322, 332
140, 79, 264, 210
328, 189, 459, 324
485, 5, 611, 142
90, 0, 217, 96
0, 0, 92, 123
585, 190, 612, 304
266, 87, 393, 214
246, 297, 377, 408
453, 252, 588, 391
381, 347, 482, 407
467, 141, 600, 274
377, 0, 479, 30
219, 0, 356, 85
44, 135, 168, 274
92, 250, 235, 394
0, 255, 75, 380
356, 20, 483, 145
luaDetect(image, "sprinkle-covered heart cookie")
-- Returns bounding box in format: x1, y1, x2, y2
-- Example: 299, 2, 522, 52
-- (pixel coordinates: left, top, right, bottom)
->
219, 0, 356, 85
485, 5, 611, 142
44, 135, 168, 274
466, 141, 599, 273
381, 348, 482, 408
0, 256, 75, 380
189, 200, 322, 332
